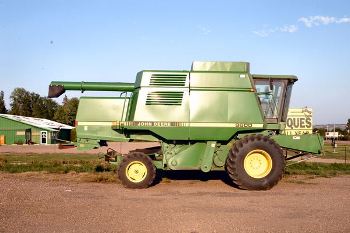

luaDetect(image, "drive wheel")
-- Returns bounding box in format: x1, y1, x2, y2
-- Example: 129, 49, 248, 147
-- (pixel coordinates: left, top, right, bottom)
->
118, 152, 156, 189
226, 134, 285, 190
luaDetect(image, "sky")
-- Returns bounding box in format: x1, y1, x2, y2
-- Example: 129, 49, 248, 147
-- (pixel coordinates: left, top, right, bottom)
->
0, 0, 349, 124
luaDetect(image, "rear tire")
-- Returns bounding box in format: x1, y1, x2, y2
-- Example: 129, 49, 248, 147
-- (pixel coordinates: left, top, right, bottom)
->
226, 134, 285, 190
118, 152, 156, 189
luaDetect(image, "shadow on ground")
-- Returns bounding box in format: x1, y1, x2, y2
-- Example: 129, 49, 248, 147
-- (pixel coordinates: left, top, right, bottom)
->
153, 170, 239, 188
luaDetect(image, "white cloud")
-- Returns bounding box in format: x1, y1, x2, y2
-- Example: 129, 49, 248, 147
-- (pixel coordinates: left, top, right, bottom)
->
254, 15, 350, 37
253, 25, 298, 37
253, 29, 273, 37
197, 25, 211, 35
280, 25, 298, 33
337, 17, 350, 23
299, 16, 350, 27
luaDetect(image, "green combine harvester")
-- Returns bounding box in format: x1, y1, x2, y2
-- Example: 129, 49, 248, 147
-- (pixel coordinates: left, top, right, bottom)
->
49, 61, 323, 190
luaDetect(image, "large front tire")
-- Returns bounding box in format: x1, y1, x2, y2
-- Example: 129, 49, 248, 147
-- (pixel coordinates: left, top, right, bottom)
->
226, 135, 285, 190
118, 152, 156, 189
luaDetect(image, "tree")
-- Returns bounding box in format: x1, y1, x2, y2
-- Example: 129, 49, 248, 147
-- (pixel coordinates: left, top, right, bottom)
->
43, 98, 59, 120
9, 88, 32, 116
0, 91, 7, 114
54, 97, 79, 126
9, 88, 59, 120
31, 92, 45, 118
313, 127, 326, 137
345, 119, 350, 141
30, 93, 59, 120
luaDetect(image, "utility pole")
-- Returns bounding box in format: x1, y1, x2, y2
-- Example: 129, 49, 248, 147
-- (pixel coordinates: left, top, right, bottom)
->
333, 123, 337, 153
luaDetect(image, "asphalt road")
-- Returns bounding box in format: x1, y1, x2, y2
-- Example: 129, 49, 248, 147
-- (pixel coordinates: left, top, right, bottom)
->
0, 173, 349, 233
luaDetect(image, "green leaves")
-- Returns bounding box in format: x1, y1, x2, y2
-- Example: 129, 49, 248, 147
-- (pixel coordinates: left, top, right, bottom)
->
9, 88, 59, 120
0, 91, 7, 114
53, 96, 79, 126
4, 88, 78, 126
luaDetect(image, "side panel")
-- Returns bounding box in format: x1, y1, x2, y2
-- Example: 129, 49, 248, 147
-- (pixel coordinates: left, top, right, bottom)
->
190, 72, 252, 89
272, 134, 324, 154
122, 70, 265, 141
128, 71, 191, 140
190, 91, 228, 122
132, 88, 190, 122
77, 97, 129, 122
189, 72, 264, 140
161, 142, 229, 171
165, 143, 206, 170
190, 91, 264, 123
128, 88, 190, 140
76, 97, 129, 141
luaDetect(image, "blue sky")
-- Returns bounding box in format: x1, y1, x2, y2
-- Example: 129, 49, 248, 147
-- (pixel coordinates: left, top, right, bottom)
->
0, 0, 349, 124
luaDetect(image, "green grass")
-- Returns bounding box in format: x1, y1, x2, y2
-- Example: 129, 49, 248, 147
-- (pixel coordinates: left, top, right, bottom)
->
1, 154, 350, 182
322, 144, 349, 159
285, 162, 350, 177
0, 153, 117, 174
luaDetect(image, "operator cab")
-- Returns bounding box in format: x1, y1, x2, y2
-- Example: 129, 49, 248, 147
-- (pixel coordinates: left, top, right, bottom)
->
252, 75, 297, 123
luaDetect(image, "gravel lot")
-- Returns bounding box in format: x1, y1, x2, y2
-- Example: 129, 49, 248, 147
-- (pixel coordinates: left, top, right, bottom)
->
0, 173, 349, 233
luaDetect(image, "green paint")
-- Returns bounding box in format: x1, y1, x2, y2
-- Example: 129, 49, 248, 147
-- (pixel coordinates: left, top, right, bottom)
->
0, 115, 57, 144
213, 144, 230, 167
201, 141, 217, 172
49, 61, 323, 176
163, 142, 206, 170
272, 134, 324, 154
75, 97, 130, 150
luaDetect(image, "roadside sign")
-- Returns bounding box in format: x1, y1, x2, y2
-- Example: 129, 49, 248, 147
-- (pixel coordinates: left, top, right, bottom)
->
285, 108, 313, 135
325, 132, 339, 139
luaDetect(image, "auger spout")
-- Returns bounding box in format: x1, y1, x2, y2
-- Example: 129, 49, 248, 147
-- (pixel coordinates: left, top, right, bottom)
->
48, 81, 135, 98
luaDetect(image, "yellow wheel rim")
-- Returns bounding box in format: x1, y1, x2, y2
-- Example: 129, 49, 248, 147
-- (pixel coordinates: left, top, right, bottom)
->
244, 149, 272, 179
125, 161, 147, 183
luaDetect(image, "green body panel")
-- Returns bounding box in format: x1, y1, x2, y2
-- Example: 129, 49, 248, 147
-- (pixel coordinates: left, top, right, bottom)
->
135, 71, 189, 88
76, 138, 101, 150
190, 91, 263, 123
75, 97, 130, 150
162, 141, 221, 172
131, 88, 189, 122
117, 123, 265, 141
272, 134, 324, 154
190, 72, 252, 89
201, 141, 217, 172
157, 142, 230, 171
213, 144, 230, 167
163, 143, 207, 170
118, 67, 264, 141
191, 61, 250, 72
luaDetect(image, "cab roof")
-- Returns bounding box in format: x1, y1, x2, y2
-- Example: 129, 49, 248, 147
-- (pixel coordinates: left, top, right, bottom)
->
252, 74, 298, 81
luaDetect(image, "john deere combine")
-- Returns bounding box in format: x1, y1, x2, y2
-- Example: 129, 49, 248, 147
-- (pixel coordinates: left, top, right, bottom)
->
49, 61, 323, 190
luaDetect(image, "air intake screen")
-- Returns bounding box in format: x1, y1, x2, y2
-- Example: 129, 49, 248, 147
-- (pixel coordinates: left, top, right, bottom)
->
146, 91, 184, 105
150, 74, 187, 87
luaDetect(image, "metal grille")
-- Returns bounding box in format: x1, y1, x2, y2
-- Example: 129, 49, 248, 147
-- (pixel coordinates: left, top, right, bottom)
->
150, 74, 187, 87
146, 91, 184, 105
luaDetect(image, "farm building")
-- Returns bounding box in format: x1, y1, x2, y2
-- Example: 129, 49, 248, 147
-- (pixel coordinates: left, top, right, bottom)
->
0, 114, 74, 145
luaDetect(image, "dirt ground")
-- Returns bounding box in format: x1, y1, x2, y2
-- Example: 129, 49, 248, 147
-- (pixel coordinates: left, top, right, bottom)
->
0, 173, 349, 233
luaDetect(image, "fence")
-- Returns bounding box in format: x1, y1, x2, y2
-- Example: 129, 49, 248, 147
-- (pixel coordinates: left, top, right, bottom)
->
323, 144, 348, 164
